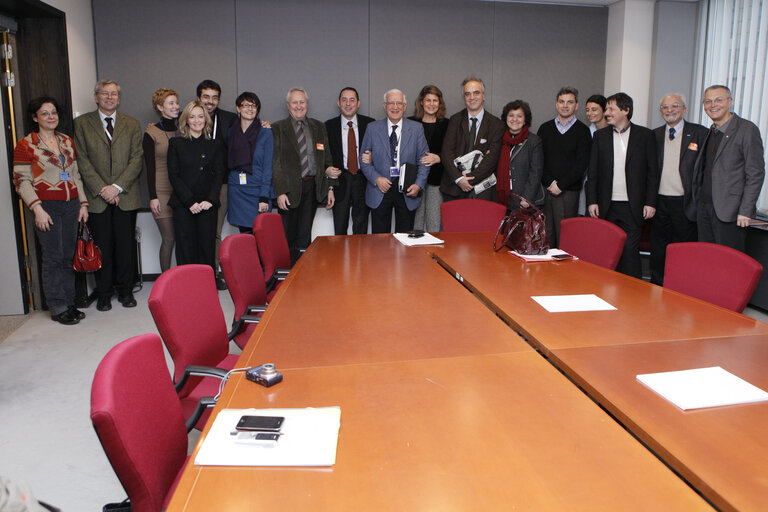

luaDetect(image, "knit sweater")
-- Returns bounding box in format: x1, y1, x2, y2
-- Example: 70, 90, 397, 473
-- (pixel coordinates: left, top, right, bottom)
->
537, 119, 592, 191
13, 132, 88, 208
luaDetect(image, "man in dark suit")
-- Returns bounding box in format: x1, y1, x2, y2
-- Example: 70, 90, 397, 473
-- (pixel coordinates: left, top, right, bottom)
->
360, 89, 429, 233
272, 87, 339, 262
325, 87, 374, 235
692, 84, 765, 253
197, 79, 237, 289
650, 93, 708, 284
587, 92, 659, 278
74, 80, 143, 310
440, 76, 504, 201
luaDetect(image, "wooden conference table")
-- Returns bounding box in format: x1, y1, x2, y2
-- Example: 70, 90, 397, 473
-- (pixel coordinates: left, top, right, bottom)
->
166, 233, 767, 510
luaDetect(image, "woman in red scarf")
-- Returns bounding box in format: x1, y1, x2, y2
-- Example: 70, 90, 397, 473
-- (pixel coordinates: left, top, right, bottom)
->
495, 100, 544, 212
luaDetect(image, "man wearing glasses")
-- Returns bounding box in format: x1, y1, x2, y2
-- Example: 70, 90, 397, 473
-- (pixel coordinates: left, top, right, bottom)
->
440, 76, 504, 202
74, 80, 143, 311
692, 85, 765, 252
649, 93, 707, 284
272, 87, 339, 262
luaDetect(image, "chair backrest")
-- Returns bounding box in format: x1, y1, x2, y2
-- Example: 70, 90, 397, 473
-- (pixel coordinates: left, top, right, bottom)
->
220, 234, 268, 318
559, 217, 627, 270
253, 212, 291, 277
91, 334, 187, 512
440, 199, 507, 232
148, 264, 230, 395
664, 242, 763, 312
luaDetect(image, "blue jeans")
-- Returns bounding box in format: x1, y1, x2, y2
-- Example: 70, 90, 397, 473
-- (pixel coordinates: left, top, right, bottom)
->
36, 199, 79, 315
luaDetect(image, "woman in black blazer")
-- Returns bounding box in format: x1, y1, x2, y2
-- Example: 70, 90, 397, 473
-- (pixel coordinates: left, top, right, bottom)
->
167, 100, 227, 270
495, 100, 544, 211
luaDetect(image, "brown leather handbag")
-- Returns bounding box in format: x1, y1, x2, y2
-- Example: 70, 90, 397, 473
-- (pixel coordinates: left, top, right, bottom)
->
73, 222, 102, 272
493, 194, 550, 255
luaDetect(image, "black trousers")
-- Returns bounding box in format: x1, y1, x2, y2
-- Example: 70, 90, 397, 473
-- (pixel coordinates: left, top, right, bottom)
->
649, 194, 697, 285
36, 199, 79, 315
696, 200, 747, 253
606, 201, 643, 279
544, 189, 580, 248
333, 171, 369, 235
371, 178, 415, 233
280, 178, 318, 263
173, 205, 218, 271
88, 204, 137, 298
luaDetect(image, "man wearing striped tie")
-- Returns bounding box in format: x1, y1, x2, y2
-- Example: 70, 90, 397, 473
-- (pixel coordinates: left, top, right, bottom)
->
272, 87, 340, 263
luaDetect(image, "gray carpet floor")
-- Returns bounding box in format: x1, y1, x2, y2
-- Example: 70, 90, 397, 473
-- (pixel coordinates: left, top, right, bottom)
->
0, 281, 235, 510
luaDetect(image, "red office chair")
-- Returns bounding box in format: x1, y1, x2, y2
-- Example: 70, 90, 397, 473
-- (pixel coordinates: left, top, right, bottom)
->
440, 199, 507, 232
253, 212, 291, 300
220, 234, 268, 349
91, 333, 189, 512
664, 242, 762, 312
559, 217, 627, 270
148, 264, 238, 429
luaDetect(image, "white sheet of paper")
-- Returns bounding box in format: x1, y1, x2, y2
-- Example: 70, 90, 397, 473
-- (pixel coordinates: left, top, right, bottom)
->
392, 232, 445, 246
194, 407, 341, 467
636, 366, 768, 410
531, 294, 616, 312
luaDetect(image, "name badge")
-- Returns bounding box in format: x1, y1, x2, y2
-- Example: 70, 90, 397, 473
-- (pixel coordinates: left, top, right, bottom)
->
688, 143, 699, 151
59, 172, 71, 181
316, 143, 325, 150
390, 166, 400, 178
239, 172, 247, 185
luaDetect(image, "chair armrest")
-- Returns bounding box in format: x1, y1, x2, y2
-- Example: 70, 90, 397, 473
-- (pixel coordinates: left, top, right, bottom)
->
246, 305, 268, 314
185, 395, 217, 432
228, 312, 263, 340
275, 268, 290, 277
266, 269, 290, 292
174, 365, 229, 393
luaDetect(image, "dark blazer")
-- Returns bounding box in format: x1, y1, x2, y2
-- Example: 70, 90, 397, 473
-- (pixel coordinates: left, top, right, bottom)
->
212, 108, 237, 145
166, 137, 227, 208
506, 132, 545, 206
440, 108, 505, 198
692, 114, 765, 222
586, 123, 660, 224
74, 110, 143, 213
360, 118, 429, 211
271, 117, 334, 208
653, 120, 708, 221
325, 114, 374, 196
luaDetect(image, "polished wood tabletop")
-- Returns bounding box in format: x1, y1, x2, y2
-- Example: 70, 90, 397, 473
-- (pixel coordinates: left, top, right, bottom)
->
239, 235, 530, 369
551, 334, 768, 512
168, 352, 711, 511
430, 232, 768, 352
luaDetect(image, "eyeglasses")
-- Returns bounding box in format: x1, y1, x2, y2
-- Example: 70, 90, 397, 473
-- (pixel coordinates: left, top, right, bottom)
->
661, 103, 683, 110
385, 101, 405, 107
703, 97, 728, 106
38, 111, 58, 117
98, 91, 119, 98
239, 103, 258, 110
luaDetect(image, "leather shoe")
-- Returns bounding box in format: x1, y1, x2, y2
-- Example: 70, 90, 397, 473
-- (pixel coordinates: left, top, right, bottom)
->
52, 310, 79, 325
68, 306, 86, 320
215, 276, 227, 291
118, 294, 137, 308
96, 296, 112, 311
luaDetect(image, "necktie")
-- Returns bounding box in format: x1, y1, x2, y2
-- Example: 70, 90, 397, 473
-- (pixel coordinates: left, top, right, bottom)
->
669, 127, 676, 141
469, 117, 478, 151
347, 121, 358, 175
389, 125, 398, 167
297, 121, 310, 178
105, 117, 114, 141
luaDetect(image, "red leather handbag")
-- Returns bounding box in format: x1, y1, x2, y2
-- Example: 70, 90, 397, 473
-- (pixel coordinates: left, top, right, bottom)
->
493, 194, 550, 255
73, 222, 102, 272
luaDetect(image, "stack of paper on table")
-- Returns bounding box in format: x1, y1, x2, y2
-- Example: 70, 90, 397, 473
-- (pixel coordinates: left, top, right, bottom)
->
531, 294, 616, 312
194, 407, 341, 466
636, 367, 768, 410
393, 232, 444, 246
509, 249, 577, 262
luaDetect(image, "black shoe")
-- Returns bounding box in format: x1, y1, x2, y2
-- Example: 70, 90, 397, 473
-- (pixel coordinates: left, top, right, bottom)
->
68, 306, 86, 320
216, 276, 227, 291
52, 310, 79, 325
97, 296, 112, 311
118, 294, 137, 308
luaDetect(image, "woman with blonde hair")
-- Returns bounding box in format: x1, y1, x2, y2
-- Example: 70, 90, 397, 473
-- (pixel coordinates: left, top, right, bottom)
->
143, 88, 179, 272
167, 100, 226, 270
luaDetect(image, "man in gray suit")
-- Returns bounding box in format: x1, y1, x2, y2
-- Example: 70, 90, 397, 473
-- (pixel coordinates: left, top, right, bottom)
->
74, 80, 143, 310
693, 85, 765, 252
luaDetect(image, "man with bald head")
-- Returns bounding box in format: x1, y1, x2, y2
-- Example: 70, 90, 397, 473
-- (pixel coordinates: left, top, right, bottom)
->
360, 89, 429, 233
650, 93, 707, 284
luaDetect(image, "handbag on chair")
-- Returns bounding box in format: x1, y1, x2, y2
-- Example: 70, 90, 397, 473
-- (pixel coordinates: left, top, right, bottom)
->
73, 222, 103, 272
493, 194, 550, 255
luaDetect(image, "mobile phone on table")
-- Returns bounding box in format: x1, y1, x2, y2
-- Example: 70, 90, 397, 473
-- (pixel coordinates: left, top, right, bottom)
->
552, 253, 573, 261
236, 415, 284, 432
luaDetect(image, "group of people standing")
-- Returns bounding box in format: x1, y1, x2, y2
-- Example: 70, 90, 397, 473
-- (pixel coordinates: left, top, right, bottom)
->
12, 75, 765, 324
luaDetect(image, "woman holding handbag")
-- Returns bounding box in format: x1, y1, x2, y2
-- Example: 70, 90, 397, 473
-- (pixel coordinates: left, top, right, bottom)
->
495, 100, 544, 212
14, 97, 89, 325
